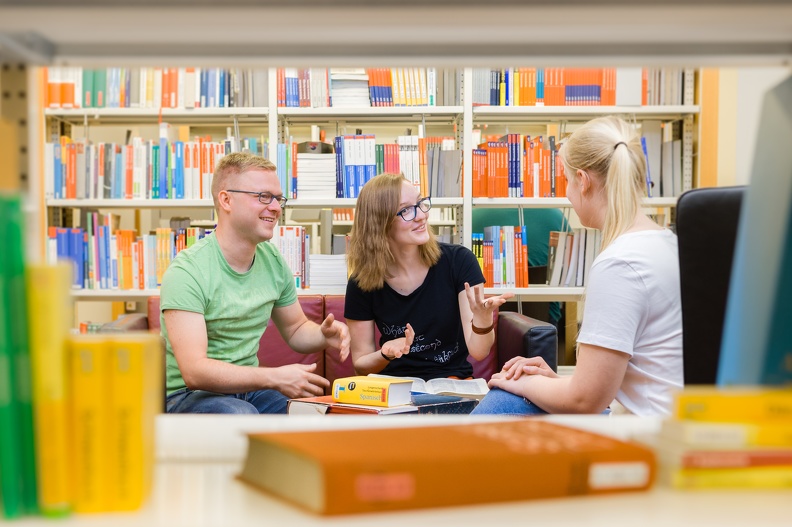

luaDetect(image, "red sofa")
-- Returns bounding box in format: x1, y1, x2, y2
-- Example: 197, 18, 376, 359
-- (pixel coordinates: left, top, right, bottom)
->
104, 295, 558, 391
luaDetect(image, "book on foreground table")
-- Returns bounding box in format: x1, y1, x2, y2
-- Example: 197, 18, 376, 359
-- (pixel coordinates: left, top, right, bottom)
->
370, 374, 489, 400
238, 419, 656, 515
331, 375, 413, 407
287, 393, 477, 415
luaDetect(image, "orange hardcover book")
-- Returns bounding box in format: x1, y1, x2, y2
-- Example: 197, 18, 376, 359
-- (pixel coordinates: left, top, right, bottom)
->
239, 420, 656, 515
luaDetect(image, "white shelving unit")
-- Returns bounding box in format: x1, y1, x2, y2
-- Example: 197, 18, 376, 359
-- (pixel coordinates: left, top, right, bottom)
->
41, 67, 698, 301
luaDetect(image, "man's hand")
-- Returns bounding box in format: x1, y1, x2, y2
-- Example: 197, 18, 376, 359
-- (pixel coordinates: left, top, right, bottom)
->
270, 363, 330, 399
320, 313, 351, 362
381, 323, 414, 360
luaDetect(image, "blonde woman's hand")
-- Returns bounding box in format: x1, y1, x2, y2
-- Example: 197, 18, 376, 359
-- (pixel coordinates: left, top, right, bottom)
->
500, 356, 558, 381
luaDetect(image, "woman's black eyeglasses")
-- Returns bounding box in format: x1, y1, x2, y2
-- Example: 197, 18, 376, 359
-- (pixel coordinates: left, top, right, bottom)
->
396, 197, 431, 221
226, 189, 288, 207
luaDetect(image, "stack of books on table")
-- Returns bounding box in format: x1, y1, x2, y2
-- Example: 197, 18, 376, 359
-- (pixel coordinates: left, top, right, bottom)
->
287, 375, 484, 415
654, 386, 792, 489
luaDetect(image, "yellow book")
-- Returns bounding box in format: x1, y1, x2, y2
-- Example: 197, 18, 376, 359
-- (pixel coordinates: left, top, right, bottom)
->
27, 263, 74, 517
664, 465, 792, 489
661, 419, 792, 449
674, 386, 792, 422
69, 335, 112, 513
109, 333, 162, 511
331, 376, 412, 407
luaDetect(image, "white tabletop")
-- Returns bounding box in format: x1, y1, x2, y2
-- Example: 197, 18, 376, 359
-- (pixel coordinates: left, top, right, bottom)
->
14, 414, 792, 526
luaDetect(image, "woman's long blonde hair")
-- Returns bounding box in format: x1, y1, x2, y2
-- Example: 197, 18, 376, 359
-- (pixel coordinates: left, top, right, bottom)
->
346, 173, 440, 291
559, 116, 647, 251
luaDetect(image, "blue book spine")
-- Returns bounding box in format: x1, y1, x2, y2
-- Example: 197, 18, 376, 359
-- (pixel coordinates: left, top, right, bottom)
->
98, 225, 107, 289
159, 138, 168, 199
174, 141, 185, 199
53, 142, 63, 199
640, 136, 653, 197
114, 150, 123, 199
69, 228, 84, 288
334, 136, 344, 198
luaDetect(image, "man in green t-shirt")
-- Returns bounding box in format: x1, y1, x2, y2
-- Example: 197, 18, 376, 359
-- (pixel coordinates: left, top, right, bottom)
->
161, 152, 350, 414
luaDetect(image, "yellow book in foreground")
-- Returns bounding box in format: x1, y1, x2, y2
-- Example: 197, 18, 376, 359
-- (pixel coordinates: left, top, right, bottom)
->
673, 386, 792, 422
331, 376, 412, 407
109, 333, 162, 511
27, 263, 74, 517
661, 419, 792, 449
664, 465, 792, 489
69, 335, 112, 513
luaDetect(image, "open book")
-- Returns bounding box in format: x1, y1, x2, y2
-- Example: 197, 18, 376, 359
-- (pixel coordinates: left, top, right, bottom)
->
370, 374, 489, 400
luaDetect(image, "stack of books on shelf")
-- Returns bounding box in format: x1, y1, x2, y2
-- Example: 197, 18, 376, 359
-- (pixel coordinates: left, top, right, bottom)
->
328, 68, 371, 108
45, 66, 268, 110
546, 228, 601, 288
654, 386, 792, 489
307, 254, 348, 288
238, 418, 656, 515
287, 375, 481, 416
294, 152, 336, 199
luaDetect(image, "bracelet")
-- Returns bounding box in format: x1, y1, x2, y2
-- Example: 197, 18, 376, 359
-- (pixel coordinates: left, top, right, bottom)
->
471, 321, 494, 335
380, 350, 393, 361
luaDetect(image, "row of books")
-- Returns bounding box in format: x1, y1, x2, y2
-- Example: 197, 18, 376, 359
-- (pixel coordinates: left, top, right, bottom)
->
44, 67, 268, 110
276, 67, 458, 108
472, 134, 567, 198
653, 387, 792, 489
470, 67, 691, 107
471, 226, 531, 289
547, 228, 601, 288
46, 217, 207, 291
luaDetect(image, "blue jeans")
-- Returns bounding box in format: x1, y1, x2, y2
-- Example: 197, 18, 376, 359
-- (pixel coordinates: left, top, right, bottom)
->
470, 388, 549, 415
166, 387, 289, 415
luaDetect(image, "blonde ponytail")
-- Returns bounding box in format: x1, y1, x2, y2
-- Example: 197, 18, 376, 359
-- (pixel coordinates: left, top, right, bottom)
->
559, 116, 646, 251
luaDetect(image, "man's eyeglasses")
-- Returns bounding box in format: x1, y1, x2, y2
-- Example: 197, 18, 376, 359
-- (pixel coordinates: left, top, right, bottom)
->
396, 197, 431, 221
226, 189, 288, 207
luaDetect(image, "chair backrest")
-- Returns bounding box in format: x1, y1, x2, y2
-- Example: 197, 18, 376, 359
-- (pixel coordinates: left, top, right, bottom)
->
676, 186, 745, 384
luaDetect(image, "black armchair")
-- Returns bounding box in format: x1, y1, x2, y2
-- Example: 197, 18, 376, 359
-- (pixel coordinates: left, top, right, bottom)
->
676, 186, 745, 384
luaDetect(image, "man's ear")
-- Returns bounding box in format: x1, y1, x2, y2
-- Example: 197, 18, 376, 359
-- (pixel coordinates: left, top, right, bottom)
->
217, 189, 232, 212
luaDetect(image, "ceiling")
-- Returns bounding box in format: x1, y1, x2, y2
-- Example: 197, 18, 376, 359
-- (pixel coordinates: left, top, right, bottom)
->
0, 1, 791, 67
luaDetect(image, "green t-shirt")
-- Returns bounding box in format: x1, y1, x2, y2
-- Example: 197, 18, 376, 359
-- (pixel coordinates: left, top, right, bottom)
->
471, 208, 568, 267
160, 234, 298, 395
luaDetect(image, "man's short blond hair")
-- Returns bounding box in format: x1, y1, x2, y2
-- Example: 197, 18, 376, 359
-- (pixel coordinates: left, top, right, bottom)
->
211, 152, 277, 209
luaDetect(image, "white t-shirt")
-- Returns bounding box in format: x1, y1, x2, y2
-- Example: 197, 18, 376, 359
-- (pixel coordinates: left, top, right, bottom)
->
577, 229, 683, 416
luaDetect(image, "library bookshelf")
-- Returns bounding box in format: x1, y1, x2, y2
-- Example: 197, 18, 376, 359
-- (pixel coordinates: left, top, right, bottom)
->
37, 66, 698, 304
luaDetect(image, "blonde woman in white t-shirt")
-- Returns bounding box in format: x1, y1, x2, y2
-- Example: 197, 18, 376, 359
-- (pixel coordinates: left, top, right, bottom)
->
472, 116, 683, 417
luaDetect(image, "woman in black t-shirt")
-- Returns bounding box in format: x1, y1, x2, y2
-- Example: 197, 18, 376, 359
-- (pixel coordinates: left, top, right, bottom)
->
344, 173, 513, 380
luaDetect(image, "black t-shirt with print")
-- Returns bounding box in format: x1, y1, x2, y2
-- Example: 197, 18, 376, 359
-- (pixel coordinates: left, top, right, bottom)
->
344, 243, 485, 380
